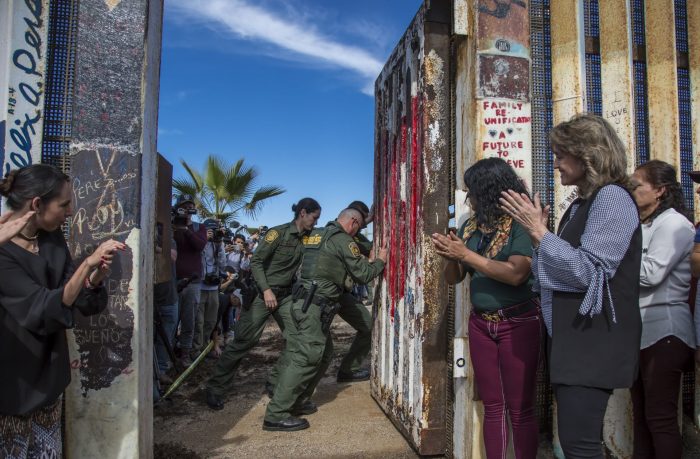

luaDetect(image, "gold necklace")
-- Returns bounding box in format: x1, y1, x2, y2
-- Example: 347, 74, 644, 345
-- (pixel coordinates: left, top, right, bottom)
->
17, 229, 38, 241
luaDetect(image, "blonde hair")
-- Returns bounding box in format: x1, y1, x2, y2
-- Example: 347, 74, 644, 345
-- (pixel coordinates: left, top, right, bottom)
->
549, 113, 629, 198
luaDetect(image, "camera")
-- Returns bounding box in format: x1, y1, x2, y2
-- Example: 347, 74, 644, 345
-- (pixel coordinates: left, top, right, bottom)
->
258, 225, 269, 237
203, 219, 227, 243
171, 206, 197, 226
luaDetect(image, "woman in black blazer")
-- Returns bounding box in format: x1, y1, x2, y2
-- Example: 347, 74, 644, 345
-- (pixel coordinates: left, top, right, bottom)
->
0, 164, 125, 458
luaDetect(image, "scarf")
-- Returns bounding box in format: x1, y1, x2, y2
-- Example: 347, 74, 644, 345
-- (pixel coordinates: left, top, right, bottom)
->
460, 214, 513, 259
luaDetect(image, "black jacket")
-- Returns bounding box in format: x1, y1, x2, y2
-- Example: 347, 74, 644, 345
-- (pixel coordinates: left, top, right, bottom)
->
0, 230, 107, 415
550, 186, 642, 389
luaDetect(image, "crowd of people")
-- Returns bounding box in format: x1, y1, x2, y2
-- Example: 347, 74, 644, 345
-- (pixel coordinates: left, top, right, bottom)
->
434, 113, 700, 459
2, 113, 700, 456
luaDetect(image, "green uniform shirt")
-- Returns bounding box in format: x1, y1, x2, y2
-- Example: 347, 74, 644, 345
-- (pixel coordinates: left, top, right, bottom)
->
250, 221, 305, 292
353, 232, 373, 257
457, 220, 535, 312
301, 221, 385, 301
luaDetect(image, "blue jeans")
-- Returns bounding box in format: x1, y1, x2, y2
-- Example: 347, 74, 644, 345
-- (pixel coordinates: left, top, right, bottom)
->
155, 302, 178, 373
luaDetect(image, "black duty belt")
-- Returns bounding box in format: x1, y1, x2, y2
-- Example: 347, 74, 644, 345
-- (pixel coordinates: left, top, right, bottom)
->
474, 297, 539, 323
292, 286, 333, 308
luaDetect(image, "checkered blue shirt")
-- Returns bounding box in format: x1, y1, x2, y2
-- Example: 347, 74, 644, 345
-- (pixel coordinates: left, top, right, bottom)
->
532, 185, 639, 335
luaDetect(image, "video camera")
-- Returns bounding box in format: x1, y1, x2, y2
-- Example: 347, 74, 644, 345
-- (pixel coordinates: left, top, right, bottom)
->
258, 225, 269, 237
172, 194, 197, 227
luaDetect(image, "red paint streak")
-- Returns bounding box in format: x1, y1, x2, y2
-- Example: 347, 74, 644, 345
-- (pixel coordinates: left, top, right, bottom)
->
398, 201, 407, 299
410, 96, 420, 246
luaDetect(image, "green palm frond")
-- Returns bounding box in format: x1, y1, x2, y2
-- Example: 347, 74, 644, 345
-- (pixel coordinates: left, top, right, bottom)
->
242, 186, 286, 218
172, 155, 285, 223
180, 160, 205, 192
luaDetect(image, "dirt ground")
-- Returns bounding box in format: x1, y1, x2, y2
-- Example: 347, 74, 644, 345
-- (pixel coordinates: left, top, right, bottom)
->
154, 315, 419, 459
154, 313, 700, 459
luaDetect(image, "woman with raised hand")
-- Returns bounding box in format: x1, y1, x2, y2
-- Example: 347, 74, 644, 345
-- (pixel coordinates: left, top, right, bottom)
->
432, 157, 540, 459
629, 160, 695, 459
0, 164, 126, 458
501, 113, 642, 459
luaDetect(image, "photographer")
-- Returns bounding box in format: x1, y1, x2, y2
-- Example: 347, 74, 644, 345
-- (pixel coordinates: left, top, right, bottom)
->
226, 234, 251, 273
194, 219, 227, 357
172, 194, 208, 367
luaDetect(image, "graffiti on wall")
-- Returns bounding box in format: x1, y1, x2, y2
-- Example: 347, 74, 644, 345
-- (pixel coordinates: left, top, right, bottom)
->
478, 99, 533, 184
1, 0, 49, 176
68, 148, 139, 394
476, 0, 532, 185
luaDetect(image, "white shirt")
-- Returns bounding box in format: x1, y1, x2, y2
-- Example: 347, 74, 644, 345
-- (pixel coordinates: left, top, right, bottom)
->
639, 208, 695, 349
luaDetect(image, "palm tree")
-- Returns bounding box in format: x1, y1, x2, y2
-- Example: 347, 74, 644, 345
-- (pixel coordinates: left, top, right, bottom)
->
172, 155, 285, 225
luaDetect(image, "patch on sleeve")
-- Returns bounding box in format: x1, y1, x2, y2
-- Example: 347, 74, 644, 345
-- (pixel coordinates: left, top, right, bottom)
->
349, 242, 361, 257
264, 229, 279, 243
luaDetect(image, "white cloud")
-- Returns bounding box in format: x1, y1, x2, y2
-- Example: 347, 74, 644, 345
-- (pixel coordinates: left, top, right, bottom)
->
167, 0, 383, 94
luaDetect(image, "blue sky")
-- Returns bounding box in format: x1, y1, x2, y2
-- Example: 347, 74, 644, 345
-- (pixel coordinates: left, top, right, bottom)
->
158, 0, 423, 231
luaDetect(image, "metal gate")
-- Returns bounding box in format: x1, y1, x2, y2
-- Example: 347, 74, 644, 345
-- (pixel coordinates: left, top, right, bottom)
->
371, 0, 453, 455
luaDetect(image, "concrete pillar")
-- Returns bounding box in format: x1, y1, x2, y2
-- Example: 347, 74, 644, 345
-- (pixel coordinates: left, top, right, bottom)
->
0, 0, 50, 179
64, 0, 163, 457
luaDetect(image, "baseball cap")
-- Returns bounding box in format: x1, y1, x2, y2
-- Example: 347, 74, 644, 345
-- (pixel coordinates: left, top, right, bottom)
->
348, 201, 369, 220
175, 194, 195, 206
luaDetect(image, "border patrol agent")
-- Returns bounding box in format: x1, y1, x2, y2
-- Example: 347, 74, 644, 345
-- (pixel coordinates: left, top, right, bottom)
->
263, 208, 387, 431
205, 198, 321, 410
265, 200, 376, 392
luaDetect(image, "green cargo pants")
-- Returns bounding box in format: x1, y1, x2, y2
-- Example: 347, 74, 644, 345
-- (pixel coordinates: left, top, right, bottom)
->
264, 298, 331, 422
207, 295, 293, 397
267, 293, 372, 399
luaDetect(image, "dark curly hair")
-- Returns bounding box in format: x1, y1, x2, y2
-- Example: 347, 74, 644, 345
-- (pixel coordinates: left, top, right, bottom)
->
635, 160, 691, 223
463, 157, 529, 227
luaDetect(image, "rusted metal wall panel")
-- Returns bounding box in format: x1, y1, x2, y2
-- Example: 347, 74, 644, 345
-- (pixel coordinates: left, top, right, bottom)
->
600, 0, 635, 170
687, 0, 700, 430
452, 3, 476, 456
598, 2, 636, 457
644, 0, 680, 169
450, 2, 535, 458
371, 0, 452, 455
0, 0, 50, 182
692, 1, 700, 224
550, 0, 585, 223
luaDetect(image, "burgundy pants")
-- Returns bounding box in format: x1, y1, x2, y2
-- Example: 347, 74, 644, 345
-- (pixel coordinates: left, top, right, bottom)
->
631, 335, 693, 459
469, 307, 542, 459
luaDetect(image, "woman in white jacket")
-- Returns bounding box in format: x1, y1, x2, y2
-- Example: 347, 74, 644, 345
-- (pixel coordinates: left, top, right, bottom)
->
630, 159, 695, 459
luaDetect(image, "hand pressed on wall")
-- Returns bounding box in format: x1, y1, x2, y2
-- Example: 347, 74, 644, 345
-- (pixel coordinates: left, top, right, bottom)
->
431, 232, 470, 262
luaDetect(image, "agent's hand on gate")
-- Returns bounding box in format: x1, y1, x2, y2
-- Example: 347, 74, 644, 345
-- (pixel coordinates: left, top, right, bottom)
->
375, 245, 388, 263
263, 289, 278, 310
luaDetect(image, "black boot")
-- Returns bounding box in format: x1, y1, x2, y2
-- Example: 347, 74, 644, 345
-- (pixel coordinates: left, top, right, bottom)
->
264, 381, 274, 398
262, 416, 310, 432
206, 390, 224, 411
337, 368, 370, 382
291, 399, 318, 416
